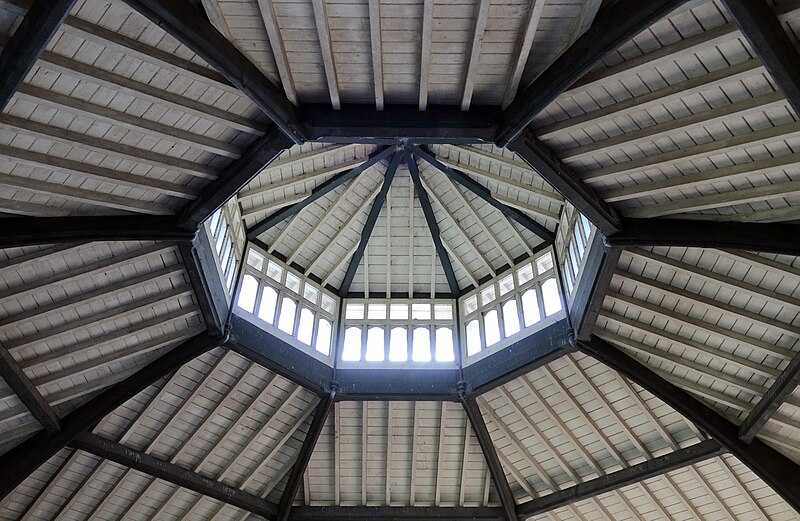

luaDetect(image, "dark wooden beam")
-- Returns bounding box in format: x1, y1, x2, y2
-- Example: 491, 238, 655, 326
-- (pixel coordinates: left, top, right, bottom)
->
516, 439, 724, 518
406, 150, 461, 295
496, 0, 687, 145
0, 0, 77, 110
606, 218, 800, 255
739, 351, 800, 443
0, 331, 225, 501
335, 368, 461, 401
570, 233, 621, 341
721, 0, 800, 116
120, 0, 303, 143
338, 151, 402, 296
298, 104, 500, 144
0, 343, 60, 435
460, 396, 517, 521
507, 131, 622, 236
178, 127, 292, 229
411, 145, 555, 243
179, 234, 230, 336
247, 147, 394, 240
276, 393, 335, 521
463, 318, 574, 397
290, 506, 506, 521
227, 313, 333, 397
0, 215, 195, 249
72, 432, 276, 518
578, 334, 800, 512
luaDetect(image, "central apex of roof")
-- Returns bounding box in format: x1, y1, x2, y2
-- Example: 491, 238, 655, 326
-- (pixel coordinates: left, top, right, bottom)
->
236, 142, 564, 297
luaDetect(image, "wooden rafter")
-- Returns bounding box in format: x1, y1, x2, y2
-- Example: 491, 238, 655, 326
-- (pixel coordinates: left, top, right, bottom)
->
461, 0, 491, 110
739, 352, 800, 443
258, 0, 298, 105
339, 151, 403, 295
579, 334, 800, 513
368, 0, 384, 109
0, 342, 60, 435
311, 0, 341, 109
120, 0, 304, 143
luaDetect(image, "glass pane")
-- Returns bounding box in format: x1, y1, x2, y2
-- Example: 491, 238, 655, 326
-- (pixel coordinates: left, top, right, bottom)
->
502, 300, 521, 337
480, 285, 496, 306
499, 274, 515, 296
536, 252, 554, 274
522, 289, 540, 327
278, 297, 297, 335
366, 327, 385, 361
266, 261, 283, 282
226, 260, 237, 290
215, 220, 228, 254
258, 286, 278, 324
297, 308, 315, 345
463, 295, 479, 314
484, 310, 500, 346
563, 262, 574, 294
412, 303, 431, 320
389, 327, 408, 362
247, 249, 265, 271
517, 263, 535, 285
346, 303, 364, 319
574, 223, 585, 257
434, 303, 453, 320
569, 242, 580, 276
390, 303, 408, 320
316, 319, 332, 355
466, 319, 481, 356
412, 327, 431, 362
321, 294, 336, 314
435, 328, 454, 362
209, 208, 222, 234
342, 327, 362, 361
304, 284, 319, 304
220, 239, 232, 273
237, 274, 258, 313
285, 272, 301, 294
581, 214, 591, 238
542, 278, 563, 316
368, 303, 387, 320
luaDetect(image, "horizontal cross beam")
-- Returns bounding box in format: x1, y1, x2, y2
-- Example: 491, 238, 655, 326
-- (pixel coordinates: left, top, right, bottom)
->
0, 215, 196, 249
290, 506, 506, 521
739, 351, 800, 443
516, 439, 724, 517
72, 432, 277, 518
606, 218, 800, 255
0, 331, 226, 501
579, 334, 800, 512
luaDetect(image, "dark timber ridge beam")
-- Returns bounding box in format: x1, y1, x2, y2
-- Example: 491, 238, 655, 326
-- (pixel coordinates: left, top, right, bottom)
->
290, 506, 506, 521
0, 215, 196, 249
0, 0, 78, 110
0, 331, 226, 501
721, 0, 800, 116
570, 233, 622, 341
460, 396, 517, 521
495, 0, 688, 145
120, 0, 304, 143
579, 335, 800, 512
606, 218, 800, 255
739, 352, 800, 443
406, 150, 461, 295
298, 104, 501, 144
72, 432, 276, 518
247, 147, 394, 240
0, 342, 60, 435
339, 152, 403, 296
410, 145, 555, 243
507, 131, 621, 237
178, 127, 292, 229
516, 439, 724, 518
276, 393, 335, 521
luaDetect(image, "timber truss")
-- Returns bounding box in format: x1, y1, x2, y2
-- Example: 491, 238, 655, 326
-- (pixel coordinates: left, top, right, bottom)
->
0, 0, 799, 520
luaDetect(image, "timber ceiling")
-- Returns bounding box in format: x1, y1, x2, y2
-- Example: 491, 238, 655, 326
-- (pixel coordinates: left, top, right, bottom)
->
0, 0, 798, 520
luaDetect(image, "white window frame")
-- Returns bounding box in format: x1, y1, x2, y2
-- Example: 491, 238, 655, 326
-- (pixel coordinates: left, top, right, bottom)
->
338, 299, 459, 369
206, 205, 241, 298
233, 244, 338, 366
460, 246, 566, 366
558, 208, 596, 303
